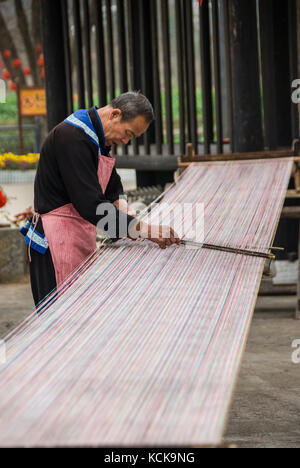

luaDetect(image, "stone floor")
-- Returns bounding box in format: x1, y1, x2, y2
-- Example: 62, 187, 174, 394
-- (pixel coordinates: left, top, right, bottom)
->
224, 305, 300, 448
0, 278, 299, 448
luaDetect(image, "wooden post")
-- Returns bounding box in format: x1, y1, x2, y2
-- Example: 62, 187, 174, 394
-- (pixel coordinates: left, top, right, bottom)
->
292, 139, 300, 192
187, 143, 195, 163
297, 220, 300, 320
16, 81, 24, 155
228, 0, 264, 152
41, 0, 69, 131
292, 139, 300, 318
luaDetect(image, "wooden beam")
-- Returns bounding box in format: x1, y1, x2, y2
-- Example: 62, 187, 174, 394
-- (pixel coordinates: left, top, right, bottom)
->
286, 190, 300, 199
179, 150, 294, 166
281, 206, 300, 219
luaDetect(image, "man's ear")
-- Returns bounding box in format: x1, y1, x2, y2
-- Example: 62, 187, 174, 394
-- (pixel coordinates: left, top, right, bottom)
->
110, 108, 122, 120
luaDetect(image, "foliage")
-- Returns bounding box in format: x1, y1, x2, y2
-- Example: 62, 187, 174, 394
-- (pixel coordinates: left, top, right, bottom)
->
0, 91, 17, 123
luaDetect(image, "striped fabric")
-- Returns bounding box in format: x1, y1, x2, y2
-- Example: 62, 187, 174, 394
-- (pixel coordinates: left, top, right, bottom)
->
20, 219, 49, 254
0, 158, 293, 447
65, 109, 100, 148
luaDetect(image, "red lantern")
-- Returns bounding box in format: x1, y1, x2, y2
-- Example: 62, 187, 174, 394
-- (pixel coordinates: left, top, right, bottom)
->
36, 44, 42, 54
12, 58, 21, 68
3, 50, 11, 58
23, 67, 31, 76
10, 82, 17, 91
37, 54, 44, 67
40, 68, 45, 79
0, 61, 3, 68
2, 69, 11, 80
0, 189, 7, 209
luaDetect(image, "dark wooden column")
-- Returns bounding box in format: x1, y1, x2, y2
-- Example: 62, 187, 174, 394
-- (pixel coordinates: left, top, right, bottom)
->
133, 0, 174, 188
288, 0, 299, 141
259, 0, 299, 255
259, 0, 277, 150
272, 0, 293, 147
259, 0, 298, 149
228, 0, 264, 152
41, 0, 69, 131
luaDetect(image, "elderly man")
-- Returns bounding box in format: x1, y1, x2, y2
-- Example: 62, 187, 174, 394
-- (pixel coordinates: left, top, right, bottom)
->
21, 91, 179, 306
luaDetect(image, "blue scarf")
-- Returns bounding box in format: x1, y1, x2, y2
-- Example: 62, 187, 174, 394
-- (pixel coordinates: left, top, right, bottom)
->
20, 108, 104, 255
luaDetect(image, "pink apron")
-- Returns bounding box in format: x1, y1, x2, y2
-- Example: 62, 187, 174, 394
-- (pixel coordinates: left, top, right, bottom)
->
41, 154, 115, 286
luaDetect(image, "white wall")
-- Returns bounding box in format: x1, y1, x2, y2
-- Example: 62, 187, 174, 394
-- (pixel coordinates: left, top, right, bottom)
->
0, 169, 137, 223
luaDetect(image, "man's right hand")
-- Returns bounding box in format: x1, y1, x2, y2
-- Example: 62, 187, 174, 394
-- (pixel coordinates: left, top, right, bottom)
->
139, 222, 181, 249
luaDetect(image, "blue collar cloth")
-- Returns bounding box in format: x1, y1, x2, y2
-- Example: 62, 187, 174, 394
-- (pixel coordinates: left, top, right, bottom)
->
64, 107, 106, 154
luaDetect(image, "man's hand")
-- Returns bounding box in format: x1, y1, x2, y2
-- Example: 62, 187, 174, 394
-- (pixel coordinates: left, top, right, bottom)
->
113, 198, 136, 217
139, 222, 181, 249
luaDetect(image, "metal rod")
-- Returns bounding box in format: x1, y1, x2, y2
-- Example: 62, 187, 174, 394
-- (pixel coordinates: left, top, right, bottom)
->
199, 0, 213, 153
175, 0, 186, 156
150, 0, 163, 155
61, 0, 73, 115
211, 0, 223, 153
139, 0, 150, 154
83, 0, 93, 108
161, 0, 174, 155
181, 239, 276, 260
73, 0, 85, 109
222, 0, 233, 153
116, 0, 128, 94
105, 0, 115, 101
185, 0, 198, 154
116, 0, 128, 156
94, 0, 107, 107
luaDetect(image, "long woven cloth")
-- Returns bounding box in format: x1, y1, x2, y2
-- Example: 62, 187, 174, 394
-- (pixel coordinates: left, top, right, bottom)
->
0, 158, 293, 447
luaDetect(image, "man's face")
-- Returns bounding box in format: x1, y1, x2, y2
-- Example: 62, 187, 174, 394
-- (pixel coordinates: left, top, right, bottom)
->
104, 109, 150, 147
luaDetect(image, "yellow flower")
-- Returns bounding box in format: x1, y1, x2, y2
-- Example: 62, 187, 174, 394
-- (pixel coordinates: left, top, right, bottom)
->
0, 153, 40, 168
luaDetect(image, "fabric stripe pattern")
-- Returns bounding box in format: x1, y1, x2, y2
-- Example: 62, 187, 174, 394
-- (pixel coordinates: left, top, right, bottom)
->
0, 157, 293, 447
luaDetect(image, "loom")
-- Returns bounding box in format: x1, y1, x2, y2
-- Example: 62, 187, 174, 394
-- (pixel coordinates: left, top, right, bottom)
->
0, 155, 294, 447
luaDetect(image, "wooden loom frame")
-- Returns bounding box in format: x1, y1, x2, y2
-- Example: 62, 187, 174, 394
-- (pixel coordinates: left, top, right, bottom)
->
0, 150, 294, 449
178, 140, 300, 320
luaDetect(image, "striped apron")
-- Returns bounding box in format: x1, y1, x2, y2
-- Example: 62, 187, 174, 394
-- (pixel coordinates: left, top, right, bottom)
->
41, 153, 115, 286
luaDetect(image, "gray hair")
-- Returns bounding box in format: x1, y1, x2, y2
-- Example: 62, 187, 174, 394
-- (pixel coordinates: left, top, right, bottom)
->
110, 91, 155, 123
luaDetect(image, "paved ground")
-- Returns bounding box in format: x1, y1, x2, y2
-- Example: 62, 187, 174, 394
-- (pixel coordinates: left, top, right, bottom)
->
0, 276, 34, 337
0, 279, 299, 448
224, 303, 300, 448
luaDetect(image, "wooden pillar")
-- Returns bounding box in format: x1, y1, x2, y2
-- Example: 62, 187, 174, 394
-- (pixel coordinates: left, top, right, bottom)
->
260, 1, 299, 253
259, 0, 278, 150
134, 0, 174, 188
288, 0, 299, 141
259, 0, 298, 149
272, 0, 293, 146
228, 0, 264, 152
41, 0, 69, 131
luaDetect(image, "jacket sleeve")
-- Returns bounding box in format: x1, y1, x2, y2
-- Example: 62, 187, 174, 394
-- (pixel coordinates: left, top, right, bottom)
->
105, 167, 125, 203
54, 124, 136, 238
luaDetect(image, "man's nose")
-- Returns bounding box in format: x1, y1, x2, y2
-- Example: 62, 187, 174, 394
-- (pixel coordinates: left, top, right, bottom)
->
121, 137, 130, 145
